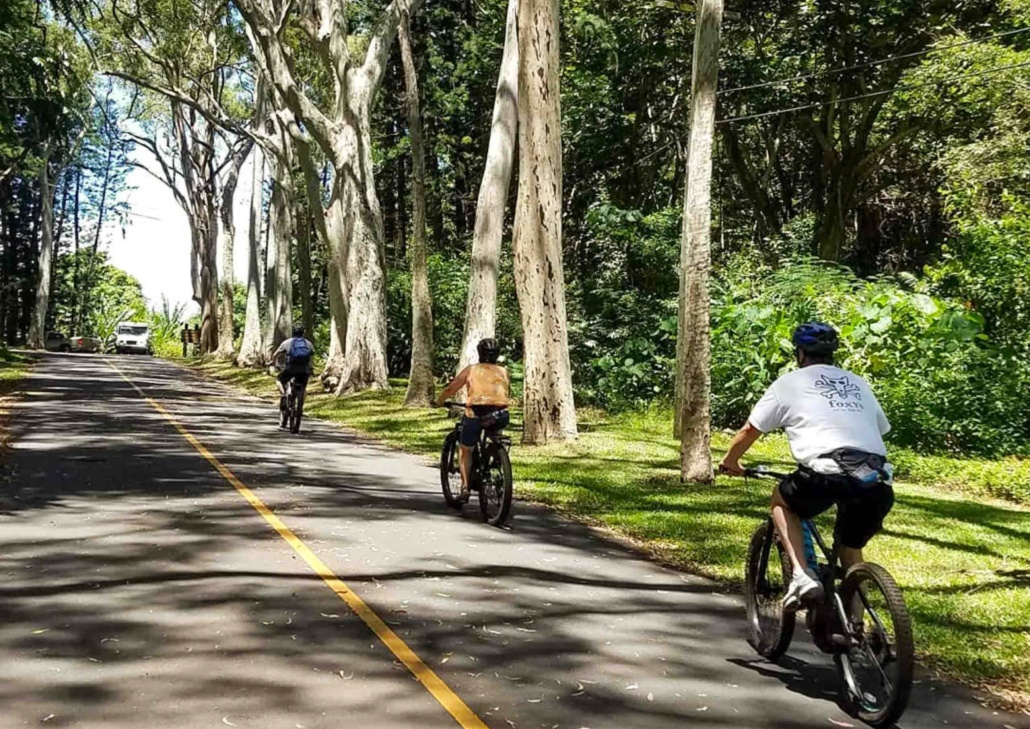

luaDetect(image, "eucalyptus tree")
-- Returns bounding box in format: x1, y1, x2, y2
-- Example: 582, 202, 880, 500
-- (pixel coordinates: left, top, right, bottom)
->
675, 0, 722, 484
457, 0, 519, 371
513, 0, 577, 443
398, 12, 435, 407
231, 0, 425, 394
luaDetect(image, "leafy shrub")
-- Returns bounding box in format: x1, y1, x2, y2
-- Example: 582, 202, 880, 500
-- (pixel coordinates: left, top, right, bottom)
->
712, 257, 1029, 455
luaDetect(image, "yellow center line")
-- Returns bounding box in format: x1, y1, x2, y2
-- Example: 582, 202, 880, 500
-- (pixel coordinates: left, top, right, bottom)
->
104, 358, 489, 729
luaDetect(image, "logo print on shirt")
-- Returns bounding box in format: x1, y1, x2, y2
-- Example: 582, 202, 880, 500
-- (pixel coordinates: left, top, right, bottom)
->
815, 375, 862, 402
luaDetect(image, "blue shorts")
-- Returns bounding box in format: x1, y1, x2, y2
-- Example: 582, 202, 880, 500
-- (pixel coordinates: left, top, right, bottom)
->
460, 406, 510, 447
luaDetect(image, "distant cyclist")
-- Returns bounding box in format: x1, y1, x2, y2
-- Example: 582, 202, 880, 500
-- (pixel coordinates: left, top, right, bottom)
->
720, 322, 894, 611
436, 338, 511, 500
271, 325, 315, 412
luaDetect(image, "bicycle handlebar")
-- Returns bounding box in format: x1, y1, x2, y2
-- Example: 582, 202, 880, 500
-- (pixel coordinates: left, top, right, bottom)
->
742, 466, 790, 480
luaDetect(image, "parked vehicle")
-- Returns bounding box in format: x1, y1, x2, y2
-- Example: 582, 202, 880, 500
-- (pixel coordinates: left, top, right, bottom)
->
114, 322, 152, 355
44, 331, 101, 353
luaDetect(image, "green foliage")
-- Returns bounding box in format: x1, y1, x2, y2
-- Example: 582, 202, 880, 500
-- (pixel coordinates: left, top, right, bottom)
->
148, 295, 188, 358
51, 250, 146, 344
567, 203, 681, 408
712, 258, 1029, 455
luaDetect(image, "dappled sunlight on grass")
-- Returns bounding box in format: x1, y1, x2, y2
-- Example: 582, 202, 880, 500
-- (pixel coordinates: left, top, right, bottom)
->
188, 359, 1030, 702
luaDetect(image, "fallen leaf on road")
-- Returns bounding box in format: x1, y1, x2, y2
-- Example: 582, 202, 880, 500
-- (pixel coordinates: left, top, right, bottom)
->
647, 693, 654, 702
32, 629, 48, 634
339, 671, 354, 680
625, 683, 639, 690
319, 613, 340, 619
42, 716, 55, 723
696, 707, 708, 712
828, 720, 855, 727
222, 718, 237, 727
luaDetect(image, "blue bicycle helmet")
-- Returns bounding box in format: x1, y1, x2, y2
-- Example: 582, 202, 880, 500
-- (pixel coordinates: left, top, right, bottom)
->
791, 322, 839, 356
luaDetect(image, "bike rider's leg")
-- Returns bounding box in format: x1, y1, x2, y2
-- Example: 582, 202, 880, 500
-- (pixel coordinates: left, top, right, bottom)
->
771, 487, 808, 575
458, 444, 473, 497
840, 547, 863, 570
772, 486, 825, 609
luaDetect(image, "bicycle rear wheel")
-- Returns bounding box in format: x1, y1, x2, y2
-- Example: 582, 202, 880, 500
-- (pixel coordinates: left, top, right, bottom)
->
835, 562, 914, 728
439, 430, 465, 510
478, 443, 513, 526
290, 397, 303, 434
745, 520, 795, 660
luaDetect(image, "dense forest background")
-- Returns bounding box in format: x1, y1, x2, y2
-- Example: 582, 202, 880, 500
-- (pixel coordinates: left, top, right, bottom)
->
2, 0, 1029, 456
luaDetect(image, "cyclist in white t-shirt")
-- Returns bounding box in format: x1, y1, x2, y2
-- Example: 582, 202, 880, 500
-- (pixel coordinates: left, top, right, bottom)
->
719, 323, 894, 610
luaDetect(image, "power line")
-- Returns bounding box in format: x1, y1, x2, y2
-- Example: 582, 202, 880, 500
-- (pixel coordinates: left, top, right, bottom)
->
718, 26, 1030, 96
718, 58, 1030, 124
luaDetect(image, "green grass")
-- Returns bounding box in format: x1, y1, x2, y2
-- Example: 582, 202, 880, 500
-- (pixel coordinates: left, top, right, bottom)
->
189, 358, 1030, 709
0, 348, 33, 386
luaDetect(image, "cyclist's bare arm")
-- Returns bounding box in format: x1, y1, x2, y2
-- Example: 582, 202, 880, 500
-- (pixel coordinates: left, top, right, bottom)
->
719, 421, 763, 476
435, 367, 470, 407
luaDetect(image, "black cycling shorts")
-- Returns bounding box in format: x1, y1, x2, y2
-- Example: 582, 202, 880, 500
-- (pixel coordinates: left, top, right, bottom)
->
278, 370, 310, 389
778, 468, 894, 549
460, 406, 510, 447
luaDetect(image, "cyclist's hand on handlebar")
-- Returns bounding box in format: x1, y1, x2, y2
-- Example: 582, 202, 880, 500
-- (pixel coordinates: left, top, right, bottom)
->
718, 458, 745, 477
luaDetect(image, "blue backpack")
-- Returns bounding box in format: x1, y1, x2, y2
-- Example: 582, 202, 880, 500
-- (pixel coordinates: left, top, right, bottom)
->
287, 338, 312, 369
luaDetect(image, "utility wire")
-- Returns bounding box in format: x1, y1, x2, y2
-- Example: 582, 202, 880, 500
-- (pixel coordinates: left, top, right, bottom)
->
718, 58, 1030, 124
718, 25, 1030, 95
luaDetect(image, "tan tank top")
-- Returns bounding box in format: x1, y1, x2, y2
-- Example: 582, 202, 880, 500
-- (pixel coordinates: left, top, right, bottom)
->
464, 363, 510, 413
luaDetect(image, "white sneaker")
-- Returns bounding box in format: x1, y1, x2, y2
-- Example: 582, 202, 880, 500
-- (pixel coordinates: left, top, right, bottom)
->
783, 569, 824, 612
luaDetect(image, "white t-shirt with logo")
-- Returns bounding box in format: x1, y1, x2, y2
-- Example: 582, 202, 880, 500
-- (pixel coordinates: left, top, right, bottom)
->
748, 365, 890, 472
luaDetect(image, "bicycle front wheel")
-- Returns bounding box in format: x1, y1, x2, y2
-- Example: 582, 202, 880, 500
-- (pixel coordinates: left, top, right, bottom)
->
835, 562, 914, 728
744, 520, 795, 660
478, 444, 512, 526
439, 430, 465, 510
278, 396, 288, 429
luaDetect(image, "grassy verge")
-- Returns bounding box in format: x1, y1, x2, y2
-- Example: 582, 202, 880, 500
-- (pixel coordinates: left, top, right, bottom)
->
189, 358, 1030, 710
0, 349, 35, 448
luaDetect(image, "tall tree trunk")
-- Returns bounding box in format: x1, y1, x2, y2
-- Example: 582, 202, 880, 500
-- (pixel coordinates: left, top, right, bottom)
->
197, 204, 220, 353
28, 150, 55, 349
674, 0, 722, 484
264, 147, 294, 353
71, 166, 82, 334
399, 13, 435, 407
297, 196, 314, 337
458, 0, 519, 371
216, 141, 253, 359
334, 129, 390, 395
513, 0, 577, 444
237, 146, 266, 367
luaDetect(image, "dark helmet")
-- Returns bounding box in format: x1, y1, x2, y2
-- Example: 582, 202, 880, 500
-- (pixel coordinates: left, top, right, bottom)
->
792, 322, 839, 356
476, 337, 500, 364
292, 325, 306, 339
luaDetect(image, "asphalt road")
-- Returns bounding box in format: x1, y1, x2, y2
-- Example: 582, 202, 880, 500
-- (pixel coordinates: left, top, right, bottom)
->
1, 353, 1025, 729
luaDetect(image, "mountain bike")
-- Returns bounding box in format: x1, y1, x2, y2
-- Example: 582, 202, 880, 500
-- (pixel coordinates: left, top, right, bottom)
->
279, 376, 307, 434
439, 401, 513, 526
743, 466, 913, 727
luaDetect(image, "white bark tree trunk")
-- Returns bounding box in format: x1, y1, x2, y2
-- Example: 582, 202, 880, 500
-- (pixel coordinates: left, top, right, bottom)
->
457, 0, 519, 371
513, 0, 577, 444
263, 141, 294, 354
675, 0, 722, 484
215, 141, 253, 360
28, 150, 56, 349
237, 145, 266, 367
399, 13, 435, 407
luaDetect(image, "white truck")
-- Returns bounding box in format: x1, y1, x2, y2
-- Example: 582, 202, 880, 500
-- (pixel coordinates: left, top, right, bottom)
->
114, 322, 152, 355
